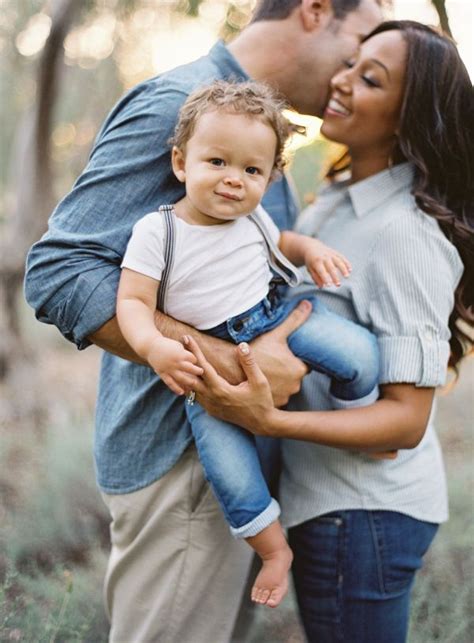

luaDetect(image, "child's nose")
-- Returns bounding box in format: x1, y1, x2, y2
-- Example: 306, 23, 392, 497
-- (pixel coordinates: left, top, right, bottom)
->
223, 173, 243, 187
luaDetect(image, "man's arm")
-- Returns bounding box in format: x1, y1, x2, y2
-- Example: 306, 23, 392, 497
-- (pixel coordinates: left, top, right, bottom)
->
90, 300, 311, 406
24, 83, 189, 352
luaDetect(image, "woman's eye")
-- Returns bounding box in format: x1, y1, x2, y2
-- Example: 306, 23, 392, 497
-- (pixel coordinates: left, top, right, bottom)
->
209, 158, 224, 166
362, 76, 379, 88
245, 166, 260, 175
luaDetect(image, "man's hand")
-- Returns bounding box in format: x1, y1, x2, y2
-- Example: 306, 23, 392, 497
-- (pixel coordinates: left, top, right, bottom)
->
251, 300, 311, 406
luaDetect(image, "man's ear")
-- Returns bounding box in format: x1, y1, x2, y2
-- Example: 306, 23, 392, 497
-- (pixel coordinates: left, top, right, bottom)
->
171, 145, 186, 182
300, 0, 332, 32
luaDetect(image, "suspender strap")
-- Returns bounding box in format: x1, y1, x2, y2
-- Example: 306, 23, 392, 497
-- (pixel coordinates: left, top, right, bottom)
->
156, 205, 176, 313
156, 204, 302, 313
249, 207, 302, 287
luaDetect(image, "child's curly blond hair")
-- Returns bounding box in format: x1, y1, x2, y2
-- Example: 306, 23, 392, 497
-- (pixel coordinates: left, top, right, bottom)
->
169, 80, 291, 177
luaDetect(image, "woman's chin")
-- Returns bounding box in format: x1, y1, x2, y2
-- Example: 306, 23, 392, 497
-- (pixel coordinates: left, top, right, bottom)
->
320, 123, 346, 146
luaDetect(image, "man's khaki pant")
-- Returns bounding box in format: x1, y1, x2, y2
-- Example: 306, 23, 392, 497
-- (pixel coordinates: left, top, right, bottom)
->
101, 445, 253, 643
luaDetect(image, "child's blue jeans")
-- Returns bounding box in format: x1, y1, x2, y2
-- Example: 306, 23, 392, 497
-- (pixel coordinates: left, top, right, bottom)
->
185, 290, 380, 538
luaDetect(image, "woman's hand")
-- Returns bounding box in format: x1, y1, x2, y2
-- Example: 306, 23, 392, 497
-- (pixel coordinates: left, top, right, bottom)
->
250, 300, 311, 406
184, 336, 277, 435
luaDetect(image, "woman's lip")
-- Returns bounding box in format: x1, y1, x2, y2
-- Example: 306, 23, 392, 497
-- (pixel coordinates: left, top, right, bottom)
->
324, 105, 349, 118
325, 98, 351, 118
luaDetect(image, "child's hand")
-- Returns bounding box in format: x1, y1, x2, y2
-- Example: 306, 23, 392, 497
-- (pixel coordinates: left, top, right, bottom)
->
147, 337, 204, 396
304, 239, 352, 288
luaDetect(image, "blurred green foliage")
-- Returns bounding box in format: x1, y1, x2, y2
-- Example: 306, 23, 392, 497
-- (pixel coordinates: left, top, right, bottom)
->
1, 0, 256, 223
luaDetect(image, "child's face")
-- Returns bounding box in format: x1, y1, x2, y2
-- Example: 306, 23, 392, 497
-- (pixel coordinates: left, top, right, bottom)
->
172, 110, 277, 225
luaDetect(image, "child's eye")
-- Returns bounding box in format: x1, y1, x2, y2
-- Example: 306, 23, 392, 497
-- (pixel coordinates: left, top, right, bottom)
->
245, 166, 260, 175
343, 59, 355, 69
209, 158, 224, 166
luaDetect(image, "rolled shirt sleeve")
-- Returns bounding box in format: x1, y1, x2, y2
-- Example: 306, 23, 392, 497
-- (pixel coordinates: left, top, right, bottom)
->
354, 212, 464, 387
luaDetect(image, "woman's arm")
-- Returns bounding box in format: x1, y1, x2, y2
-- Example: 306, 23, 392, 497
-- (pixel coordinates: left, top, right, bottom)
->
186, 337, 434, 452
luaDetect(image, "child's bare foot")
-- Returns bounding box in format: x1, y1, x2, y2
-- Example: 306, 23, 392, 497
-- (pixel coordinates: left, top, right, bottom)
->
251, 545, 293, 608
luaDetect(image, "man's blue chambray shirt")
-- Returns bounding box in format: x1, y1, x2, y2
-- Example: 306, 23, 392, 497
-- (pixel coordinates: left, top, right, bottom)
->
25, 42, 299, 493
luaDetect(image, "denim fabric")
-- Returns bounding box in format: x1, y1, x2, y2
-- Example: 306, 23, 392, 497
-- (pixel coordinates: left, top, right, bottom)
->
24, 41, 299, 494
185, 402, 280, 538
207, 292, 380, 401
288, 511, 438, 643
191, 293, 379, 537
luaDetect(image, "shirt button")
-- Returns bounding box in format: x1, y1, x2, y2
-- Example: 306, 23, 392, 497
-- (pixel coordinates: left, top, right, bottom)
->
424, 329, 437, 341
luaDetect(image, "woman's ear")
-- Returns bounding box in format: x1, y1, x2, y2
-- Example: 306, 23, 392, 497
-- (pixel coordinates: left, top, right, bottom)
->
171, 146, 186, 182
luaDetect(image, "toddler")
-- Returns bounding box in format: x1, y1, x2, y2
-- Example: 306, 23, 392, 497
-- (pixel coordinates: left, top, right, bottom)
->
117, 81, 379, 608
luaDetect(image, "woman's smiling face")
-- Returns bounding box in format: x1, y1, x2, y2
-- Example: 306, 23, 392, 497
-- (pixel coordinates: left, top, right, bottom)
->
321, 30, 407, 162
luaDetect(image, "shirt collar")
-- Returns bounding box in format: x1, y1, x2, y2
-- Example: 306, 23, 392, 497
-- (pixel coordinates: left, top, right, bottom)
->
208, 41, 249, 82
348, 163, 415, 218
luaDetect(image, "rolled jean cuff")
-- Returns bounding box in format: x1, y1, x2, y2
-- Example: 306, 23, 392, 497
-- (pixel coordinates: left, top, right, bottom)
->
330, 385, 379, 410
230, 498, 281, 539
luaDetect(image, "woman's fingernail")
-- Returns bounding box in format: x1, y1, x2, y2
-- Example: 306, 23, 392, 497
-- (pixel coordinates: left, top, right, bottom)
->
299, 300, 311, 311
182, 335, 189, 344
239, 343, 250, 355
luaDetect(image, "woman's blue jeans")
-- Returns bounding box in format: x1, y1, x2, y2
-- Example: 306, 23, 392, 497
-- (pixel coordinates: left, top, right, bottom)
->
288, 510, 438, 643
186, 292, 380, 538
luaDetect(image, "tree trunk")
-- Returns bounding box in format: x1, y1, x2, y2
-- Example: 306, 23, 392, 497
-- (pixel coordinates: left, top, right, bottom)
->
431, 0, 452, 37
0, 0, 79, 380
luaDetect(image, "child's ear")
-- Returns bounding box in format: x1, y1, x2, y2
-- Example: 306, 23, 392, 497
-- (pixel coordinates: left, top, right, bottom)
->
171, 146, 186, 182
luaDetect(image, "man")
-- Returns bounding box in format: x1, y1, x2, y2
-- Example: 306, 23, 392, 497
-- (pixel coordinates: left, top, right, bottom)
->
25, 1, 382, 641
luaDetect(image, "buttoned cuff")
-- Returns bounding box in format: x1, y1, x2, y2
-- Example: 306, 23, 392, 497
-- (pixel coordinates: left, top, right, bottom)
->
45, 266, 120, 350
378, 333, 450, 387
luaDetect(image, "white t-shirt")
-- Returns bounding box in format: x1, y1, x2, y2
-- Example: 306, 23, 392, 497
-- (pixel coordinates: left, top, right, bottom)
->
121, 207, 281, 330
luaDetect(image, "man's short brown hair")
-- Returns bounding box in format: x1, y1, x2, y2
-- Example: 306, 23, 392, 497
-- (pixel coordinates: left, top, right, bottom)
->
251, 0, 367, 22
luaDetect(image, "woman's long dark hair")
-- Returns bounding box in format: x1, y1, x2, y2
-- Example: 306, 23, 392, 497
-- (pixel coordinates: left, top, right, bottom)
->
329, 20, 474, 370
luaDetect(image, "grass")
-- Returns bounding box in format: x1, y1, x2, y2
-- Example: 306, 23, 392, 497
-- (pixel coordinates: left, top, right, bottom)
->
0, 415, 110, 643
0, 553, 108, 643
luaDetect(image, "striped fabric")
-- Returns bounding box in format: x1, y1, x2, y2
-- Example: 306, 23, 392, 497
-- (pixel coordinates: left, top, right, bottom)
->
280, 163, 464, 528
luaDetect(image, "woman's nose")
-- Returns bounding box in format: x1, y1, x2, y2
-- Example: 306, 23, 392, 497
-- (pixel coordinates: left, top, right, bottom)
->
330, 68, 351, 94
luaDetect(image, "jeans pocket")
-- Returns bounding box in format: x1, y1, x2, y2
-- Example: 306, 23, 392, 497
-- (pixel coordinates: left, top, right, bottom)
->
371, 512, 438, 595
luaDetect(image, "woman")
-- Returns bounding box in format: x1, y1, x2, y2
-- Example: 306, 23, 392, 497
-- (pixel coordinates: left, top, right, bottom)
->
186, 21, 474, 642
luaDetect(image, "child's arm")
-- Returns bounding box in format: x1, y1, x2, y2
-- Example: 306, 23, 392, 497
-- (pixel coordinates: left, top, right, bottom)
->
279, 231, 352, 288
116, 268, 203, 395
